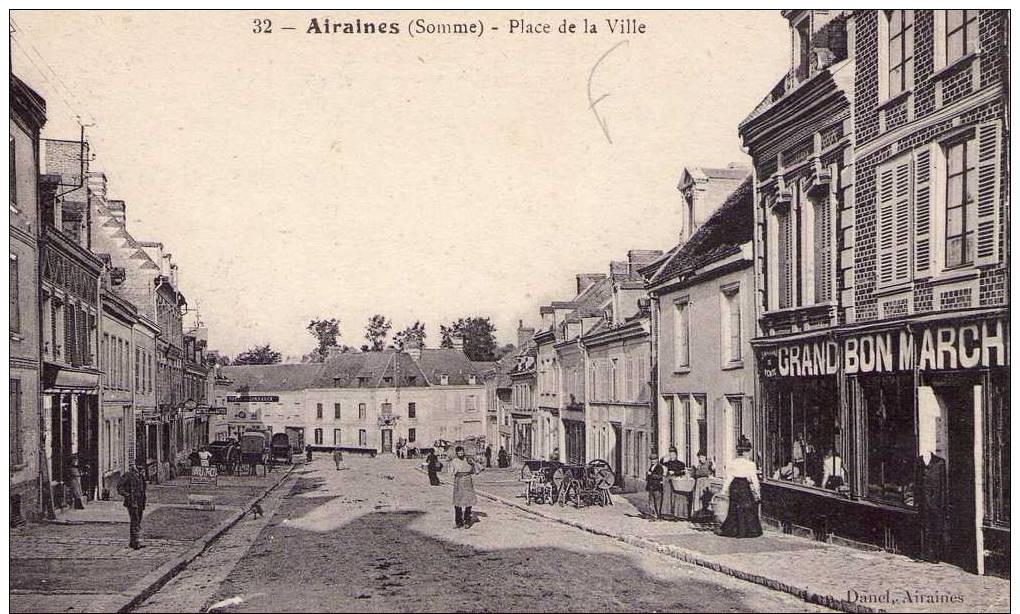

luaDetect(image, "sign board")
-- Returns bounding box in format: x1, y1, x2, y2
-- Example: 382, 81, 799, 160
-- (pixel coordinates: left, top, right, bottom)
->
196, 406, 228, 416
761, 317, 1008, 378
227, 395, 279, 403
190, 465, 218, 485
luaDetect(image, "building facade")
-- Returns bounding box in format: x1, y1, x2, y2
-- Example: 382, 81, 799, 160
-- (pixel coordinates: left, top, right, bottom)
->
98, 276, 137, 499
9, 74, 47, 522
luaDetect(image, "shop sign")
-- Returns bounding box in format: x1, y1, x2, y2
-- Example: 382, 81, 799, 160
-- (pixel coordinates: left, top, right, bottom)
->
190, 465, 218, 485
763, 318, 1008, 377
226, 395, 279, 403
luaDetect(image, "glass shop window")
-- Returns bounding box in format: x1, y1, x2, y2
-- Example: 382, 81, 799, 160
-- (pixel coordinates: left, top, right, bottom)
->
766, 377, 843, 489
860, 374, 916, 506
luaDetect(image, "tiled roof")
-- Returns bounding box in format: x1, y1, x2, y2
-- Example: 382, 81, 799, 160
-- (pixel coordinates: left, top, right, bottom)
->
414, 349, 487, 386
647, 176, 754, 286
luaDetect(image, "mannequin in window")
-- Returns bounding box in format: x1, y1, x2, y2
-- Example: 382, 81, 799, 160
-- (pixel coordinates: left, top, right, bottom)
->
822, 448, 846, 490
773, 459, 801, 482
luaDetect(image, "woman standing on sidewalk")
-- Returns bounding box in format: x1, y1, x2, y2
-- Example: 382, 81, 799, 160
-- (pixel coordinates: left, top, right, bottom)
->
718, 435, 762, 538
450, 446, 479, 529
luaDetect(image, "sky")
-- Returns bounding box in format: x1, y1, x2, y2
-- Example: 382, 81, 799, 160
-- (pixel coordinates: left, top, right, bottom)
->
10, 10, 790, 359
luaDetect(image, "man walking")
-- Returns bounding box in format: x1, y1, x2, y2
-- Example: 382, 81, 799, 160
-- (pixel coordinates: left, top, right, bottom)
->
332, 448, 345, 471
484, 445, 492, 468
117, 463, 147, 549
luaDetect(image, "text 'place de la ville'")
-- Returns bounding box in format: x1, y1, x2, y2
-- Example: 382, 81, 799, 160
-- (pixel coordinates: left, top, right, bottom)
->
6, 9, 1013, 614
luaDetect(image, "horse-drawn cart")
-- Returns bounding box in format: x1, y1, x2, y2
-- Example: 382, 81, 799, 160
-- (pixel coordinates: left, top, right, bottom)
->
239, 431, 269, 476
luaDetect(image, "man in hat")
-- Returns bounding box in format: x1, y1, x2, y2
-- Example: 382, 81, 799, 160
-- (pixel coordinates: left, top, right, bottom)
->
645, 453, 665, 520
117, 463, 147, 549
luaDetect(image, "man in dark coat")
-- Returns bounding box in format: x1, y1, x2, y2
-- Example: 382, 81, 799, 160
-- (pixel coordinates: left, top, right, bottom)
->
426, 450, 442, 486
484, 445, 492, 468
117, 463, 147, 549
916, 452, 949, 562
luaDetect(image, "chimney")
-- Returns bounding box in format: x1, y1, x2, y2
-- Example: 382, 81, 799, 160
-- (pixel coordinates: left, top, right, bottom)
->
108, 199, 126, 225
609, 260, 630, 276
540, 306, 554, 330
627, 250, 663, 274
516, 320, 535, 349
451, 335, 464, 352
575, 273, 606, 296
87, 172, 107, 201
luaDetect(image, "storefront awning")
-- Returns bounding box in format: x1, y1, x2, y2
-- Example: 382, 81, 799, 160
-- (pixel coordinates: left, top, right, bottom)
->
42, 365, 100, 392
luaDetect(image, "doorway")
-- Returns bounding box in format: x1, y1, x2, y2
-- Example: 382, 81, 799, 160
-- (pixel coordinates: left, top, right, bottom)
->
611, 423, 624, 488
381, 428, 393, 453
77, 397, 99, 500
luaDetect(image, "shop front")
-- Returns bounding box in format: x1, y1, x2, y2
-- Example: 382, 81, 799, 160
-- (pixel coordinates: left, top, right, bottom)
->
755, 311, 1009, 575
42, 366, 101, 510
512, 414, 533, 465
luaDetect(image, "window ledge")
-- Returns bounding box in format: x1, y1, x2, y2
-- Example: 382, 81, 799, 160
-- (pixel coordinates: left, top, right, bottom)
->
877, 89, 912, 114
10, 331, 23, 342
872, 282, 912, 299
673, 366, 691, 375
920, 267, 980, 287
932, 51, 979, 82
721, 360, 744, 371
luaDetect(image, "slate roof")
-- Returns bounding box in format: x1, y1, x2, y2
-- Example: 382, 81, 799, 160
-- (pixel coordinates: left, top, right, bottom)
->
646, 176, 754, 287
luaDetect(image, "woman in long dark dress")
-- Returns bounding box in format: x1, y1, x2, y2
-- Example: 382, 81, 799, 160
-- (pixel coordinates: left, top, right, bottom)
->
426, 451, 442, 486
718, 435, 763, 538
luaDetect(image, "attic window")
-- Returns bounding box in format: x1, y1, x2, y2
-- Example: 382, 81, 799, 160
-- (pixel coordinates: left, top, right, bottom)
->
383, 376, 393, 385
468, 375, 477, 385
357, 376, 369, 387
440, 374, 449, 385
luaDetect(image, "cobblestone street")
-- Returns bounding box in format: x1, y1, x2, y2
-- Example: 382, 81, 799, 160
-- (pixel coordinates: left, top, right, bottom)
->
137, 455, 829, 612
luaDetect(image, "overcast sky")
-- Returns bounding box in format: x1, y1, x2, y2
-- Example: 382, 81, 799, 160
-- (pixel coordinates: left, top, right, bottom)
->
11, 10, 790, 359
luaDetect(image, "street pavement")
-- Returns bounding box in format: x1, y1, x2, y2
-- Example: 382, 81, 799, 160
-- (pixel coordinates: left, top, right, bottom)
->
9, 467, 289, 614
137, 454, 828, 612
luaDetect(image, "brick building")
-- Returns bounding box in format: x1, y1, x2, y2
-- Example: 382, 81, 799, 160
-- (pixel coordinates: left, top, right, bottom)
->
741, 10, 1008, 575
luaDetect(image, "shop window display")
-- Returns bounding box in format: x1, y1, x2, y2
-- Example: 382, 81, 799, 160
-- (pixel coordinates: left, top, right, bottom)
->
766, 377, 843, 490
861, 374, 916, 506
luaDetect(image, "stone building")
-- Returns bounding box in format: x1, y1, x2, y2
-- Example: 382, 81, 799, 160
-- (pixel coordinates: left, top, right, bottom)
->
98, 268, 138, 498
644, 177, 755, 483
507, 325, 537, 466
9, 74, 47, 522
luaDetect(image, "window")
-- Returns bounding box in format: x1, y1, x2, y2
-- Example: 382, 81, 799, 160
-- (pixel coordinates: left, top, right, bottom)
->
334, 429, 342, 445
10, 379, 22, 465
314, 428, 323, 445
9, 254, 19, 333
764, 377, 843, 490
728, 396, 745, 458
135, 348, 141, 391
358, 429, 367, 446
440, 374, 449, 386
674, 300, 690, 368
316, 403, 323, 420
876, 155, 913, 287
944, 137, 976, 268
776, 206, 795, 308
887, 10, 914, 98
408, 402, 416, 418
666, 396, 676, 448
692, 396, 707, 461
945, 10, 978, 65
408, 428, 416, 443
358, 403, 366, 421
466, 396, 477, 411
794, 16, 811, 81
861, 374, 915, 506
813, 197, 834, 302
721, 286, 742, 364
333, 402, 341, 420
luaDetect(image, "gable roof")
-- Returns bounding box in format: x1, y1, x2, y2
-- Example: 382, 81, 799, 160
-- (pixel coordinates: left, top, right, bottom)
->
647, 176, 754, 287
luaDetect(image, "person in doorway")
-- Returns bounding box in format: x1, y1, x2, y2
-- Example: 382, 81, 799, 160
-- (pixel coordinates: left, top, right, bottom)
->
426, 450, 443, 486
662, 446, 688, 520
718, 435, 763, 538
645, 453, 665, 520
484, 445, 492, 468
451, 446, 478, 528
117, 463, 147, 549
67, 456, 86, 509
497, 446, 510, 469
916, 450, 948, 562
332, 448, 345, 471
691, 451, 716, 519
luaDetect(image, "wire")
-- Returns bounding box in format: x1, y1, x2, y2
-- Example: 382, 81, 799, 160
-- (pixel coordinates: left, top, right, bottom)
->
10, 17, 97, 126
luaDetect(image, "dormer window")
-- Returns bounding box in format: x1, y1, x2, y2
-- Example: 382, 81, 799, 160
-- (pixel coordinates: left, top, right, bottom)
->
468, 375, 477, 385
440, 374, 449, 385
794, 15, 811, 81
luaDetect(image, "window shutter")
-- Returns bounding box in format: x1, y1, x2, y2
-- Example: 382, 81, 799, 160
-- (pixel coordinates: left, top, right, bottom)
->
975, 121, 1002, 266
893, 159, 912, 283
729, 294, 741, 361
913, 147, 933, 275
877, 165, 896, 286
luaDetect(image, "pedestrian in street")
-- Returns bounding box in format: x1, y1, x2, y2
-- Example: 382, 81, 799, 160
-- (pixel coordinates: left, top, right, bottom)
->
451, 446, 479, 528
484, 445, 492, 468
690, 451, 716, 520
425, 450, 442, 486
662, 446, 688, 520
645, 453, 664, 520
117, 463, 148, 549
497, 446, 510, 469
332, 448, 345, 471
67, 456, 86, 509
718, 435, 763, 538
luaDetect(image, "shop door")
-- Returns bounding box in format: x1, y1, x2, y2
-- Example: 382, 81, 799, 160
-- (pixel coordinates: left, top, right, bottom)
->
76, 398, 100, 500
381, 429, 393, 453
937, 385, 977, 572
50, 396, 72, 508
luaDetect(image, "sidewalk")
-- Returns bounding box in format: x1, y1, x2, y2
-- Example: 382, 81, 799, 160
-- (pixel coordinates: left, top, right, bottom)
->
10, 466, 294, 614
472, 467, 1010, 613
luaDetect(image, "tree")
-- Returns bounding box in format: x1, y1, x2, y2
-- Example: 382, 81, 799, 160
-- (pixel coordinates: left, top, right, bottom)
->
393, 321, 427, 351
233, 344, 283, 365
215, 354, 232, 366
306, 317, 342, 362
364, 314, 392, 351
440, 317, 499, 361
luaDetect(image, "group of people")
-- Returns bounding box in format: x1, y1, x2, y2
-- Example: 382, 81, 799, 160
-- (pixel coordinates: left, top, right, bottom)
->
645, 435, 763, 538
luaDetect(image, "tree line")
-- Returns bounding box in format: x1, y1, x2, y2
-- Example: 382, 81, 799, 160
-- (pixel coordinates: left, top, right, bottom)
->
228, 315, 514, 365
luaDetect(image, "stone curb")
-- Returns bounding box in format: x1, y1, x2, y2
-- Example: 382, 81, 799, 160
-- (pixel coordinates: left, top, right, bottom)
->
80, 465, 297, 614
474, 486, 882, 614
